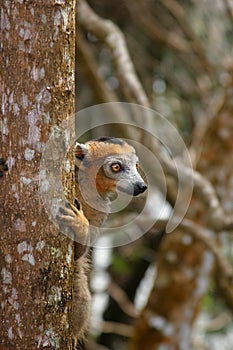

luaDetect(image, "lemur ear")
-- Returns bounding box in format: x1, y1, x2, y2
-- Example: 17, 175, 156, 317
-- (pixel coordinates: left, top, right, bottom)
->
75, 142, 88, 161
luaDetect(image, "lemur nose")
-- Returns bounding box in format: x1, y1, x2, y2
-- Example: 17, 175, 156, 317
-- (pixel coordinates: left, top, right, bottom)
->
138, 183, 147, 193
134, 182, 147, 196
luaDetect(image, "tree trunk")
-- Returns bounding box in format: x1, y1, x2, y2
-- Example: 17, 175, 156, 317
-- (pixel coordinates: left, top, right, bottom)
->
0, 1, 75, 349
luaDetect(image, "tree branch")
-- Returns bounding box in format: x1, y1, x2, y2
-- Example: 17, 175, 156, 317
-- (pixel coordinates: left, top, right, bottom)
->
107, 281, 138, 318
92, 321, 133, 338
126, 0, 191, 54
77, 31, 118, 104
78, 0, 150, 108
156, 154, 233, 232
151, 218, 233, 296
223, 0, 233, 23
161, 0, 215, 75
78, 0, 233, 233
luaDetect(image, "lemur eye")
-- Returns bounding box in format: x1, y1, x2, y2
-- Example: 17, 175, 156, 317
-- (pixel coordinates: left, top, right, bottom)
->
111, 163, 122, 172
136, 163, 140, 170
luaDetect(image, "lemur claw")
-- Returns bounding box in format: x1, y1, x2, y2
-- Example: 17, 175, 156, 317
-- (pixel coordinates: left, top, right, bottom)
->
74, 197, 81, 210
65, 201, 72, 209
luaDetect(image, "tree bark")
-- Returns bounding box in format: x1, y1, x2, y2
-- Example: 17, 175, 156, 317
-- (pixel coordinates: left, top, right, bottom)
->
0, 1, 75, 349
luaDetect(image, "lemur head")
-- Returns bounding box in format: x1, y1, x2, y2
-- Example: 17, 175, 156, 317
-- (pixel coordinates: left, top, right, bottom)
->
75, 137, 147, 199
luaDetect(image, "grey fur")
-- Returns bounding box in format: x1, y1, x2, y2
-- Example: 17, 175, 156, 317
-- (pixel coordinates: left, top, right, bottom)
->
57, 138, 147, 347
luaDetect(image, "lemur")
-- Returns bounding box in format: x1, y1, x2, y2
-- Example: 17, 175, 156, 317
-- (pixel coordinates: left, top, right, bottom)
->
57, 137, 147, 348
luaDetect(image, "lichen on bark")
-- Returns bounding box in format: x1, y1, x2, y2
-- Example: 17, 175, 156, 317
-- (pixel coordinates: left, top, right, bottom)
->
0, 1, 75, 349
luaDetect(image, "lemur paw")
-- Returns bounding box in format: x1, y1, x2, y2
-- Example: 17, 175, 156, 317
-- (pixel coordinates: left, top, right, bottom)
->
0, 158, 8, 177
56, 199, 89, 259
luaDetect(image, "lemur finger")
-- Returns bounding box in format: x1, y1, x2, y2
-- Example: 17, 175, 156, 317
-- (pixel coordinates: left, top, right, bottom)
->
56, 214, 79, 233
56, 213, 88, 228
56, 214, 77, 224
56, 214, 89, 243
65, 201, 80, 216
65, 201, 73, 209
59, 206, 77, 218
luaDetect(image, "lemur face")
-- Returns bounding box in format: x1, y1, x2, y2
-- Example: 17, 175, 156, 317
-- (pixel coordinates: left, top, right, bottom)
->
75, 137, 147, 198
101, 153, 147, 196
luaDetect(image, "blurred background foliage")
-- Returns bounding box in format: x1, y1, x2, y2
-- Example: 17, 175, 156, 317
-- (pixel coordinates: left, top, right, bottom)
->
77, 0, 232, 140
